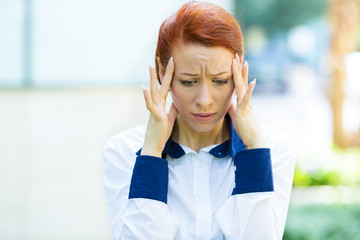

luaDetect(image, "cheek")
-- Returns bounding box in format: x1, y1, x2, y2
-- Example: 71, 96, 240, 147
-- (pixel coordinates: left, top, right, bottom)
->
220, 86, 235, 106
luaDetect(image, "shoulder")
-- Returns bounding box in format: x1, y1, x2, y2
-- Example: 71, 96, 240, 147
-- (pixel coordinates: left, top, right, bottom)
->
260, 124, 296, 169
260, 124, 294, 150
102, 124, 147, 166
103, 125, 146, 150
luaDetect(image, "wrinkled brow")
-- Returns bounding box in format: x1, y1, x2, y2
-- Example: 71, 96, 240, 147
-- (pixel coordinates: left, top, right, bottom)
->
180, 71, 230, 76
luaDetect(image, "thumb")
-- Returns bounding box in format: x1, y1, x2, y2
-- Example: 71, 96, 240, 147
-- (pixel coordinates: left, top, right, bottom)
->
168, 103, 178, 125
228, 103, 236, 120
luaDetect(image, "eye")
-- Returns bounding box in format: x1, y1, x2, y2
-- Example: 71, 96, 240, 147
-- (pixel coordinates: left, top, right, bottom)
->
213, 79, 228, 85
180, 80, 197, 86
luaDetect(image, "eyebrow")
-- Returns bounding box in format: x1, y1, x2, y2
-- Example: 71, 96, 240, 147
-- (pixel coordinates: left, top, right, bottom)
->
180, 71, 230, 76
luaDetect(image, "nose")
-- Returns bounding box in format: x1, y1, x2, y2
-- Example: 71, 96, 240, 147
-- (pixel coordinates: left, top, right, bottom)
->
195, 82, 213, 108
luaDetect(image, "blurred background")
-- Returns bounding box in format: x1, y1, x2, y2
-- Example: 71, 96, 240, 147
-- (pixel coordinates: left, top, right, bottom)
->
0, 0, 359, 239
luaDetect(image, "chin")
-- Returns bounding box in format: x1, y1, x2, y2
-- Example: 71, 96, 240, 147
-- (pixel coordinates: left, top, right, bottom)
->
189, 124, 217, 133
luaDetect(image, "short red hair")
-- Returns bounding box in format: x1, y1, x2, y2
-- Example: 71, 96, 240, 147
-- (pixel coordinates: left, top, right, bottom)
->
155, 1, 244, 81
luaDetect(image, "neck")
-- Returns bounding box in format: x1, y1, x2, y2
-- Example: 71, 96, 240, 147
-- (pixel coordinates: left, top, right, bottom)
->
171, 115, 229, 153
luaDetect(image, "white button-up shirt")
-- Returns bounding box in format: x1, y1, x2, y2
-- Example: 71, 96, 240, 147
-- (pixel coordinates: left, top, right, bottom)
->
102, 117, 296, 240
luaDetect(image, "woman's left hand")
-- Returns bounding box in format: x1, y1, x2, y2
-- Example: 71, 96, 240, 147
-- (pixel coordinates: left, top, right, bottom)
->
228, 53, 268, 150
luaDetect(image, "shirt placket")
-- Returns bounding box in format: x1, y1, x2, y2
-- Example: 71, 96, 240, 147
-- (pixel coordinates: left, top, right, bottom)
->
192, 153, 212, 240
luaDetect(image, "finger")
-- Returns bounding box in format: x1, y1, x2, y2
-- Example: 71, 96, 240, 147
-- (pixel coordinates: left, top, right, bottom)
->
149, 66, 160, 103
242, 61, 249, 86
142, 86, 154, 111
232, 58, 246, 99
235, 53, 248, 86
239, 79, 256, 112
159, 57, 174, 99
235, 53, 242, 71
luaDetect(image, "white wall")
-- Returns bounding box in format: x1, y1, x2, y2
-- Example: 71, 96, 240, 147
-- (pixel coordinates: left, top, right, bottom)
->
0, 1, 234, 239
0, 0, 234, 87
0, 0, 23, 86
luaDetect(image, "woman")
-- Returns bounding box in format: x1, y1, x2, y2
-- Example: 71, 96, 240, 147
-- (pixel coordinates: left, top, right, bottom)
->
102, 1, 296, 239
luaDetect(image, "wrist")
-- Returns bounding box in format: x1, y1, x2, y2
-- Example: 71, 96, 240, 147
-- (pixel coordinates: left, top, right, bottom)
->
245, 138, 268, 150
140, 145, 163, 158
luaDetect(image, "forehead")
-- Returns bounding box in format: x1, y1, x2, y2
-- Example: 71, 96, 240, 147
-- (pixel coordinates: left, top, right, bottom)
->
172, 44, 234, 74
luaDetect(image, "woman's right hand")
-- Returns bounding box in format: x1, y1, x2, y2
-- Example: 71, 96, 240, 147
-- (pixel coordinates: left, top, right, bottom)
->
141, 57, 178, 158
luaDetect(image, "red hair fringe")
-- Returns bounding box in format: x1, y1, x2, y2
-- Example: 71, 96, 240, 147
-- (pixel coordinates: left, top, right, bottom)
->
155, 1, 244, 80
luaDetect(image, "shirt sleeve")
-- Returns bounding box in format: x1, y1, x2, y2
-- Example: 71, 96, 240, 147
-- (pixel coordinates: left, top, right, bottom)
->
102, 137, 179, 240
214, 133, 296, 240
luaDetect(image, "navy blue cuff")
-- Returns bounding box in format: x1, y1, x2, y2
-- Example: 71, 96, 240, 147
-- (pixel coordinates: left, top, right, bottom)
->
129, 155, 168, 204
232, 148, 274, 195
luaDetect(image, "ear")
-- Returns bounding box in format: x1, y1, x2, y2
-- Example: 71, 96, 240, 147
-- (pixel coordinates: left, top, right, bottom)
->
157, 57, 165, 84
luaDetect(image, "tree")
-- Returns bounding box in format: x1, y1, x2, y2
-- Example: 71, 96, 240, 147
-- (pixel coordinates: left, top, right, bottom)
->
328, 0, 360, 148
235, 0, 360, 149
235, 0, 327, 37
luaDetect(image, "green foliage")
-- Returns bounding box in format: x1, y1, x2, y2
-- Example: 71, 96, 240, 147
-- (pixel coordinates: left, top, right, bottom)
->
293, 166, 341, 187
235, 0, 328, 36
284, 204, 360, 239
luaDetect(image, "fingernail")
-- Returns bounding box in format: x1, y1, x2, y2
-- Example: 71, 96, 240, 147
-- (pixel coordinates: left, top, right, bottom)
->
253, 78, 256, 85
169, 56, 173, 64
235, 53, 239, 59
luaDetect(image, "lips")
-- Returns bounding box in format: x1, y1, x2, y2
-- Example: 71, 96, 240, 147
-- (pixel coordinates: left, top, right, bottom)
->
192, 113, 216, 122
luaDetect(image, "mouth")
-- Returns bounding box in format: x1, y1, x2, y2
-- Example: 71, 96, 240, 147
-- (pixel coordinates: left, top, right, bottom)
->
192, 113, 216, 122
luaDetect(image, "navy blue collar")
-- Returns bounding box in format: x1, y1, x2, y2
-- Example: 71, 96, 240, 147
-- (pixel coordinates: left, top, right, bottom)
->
136, 113, 246, 159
